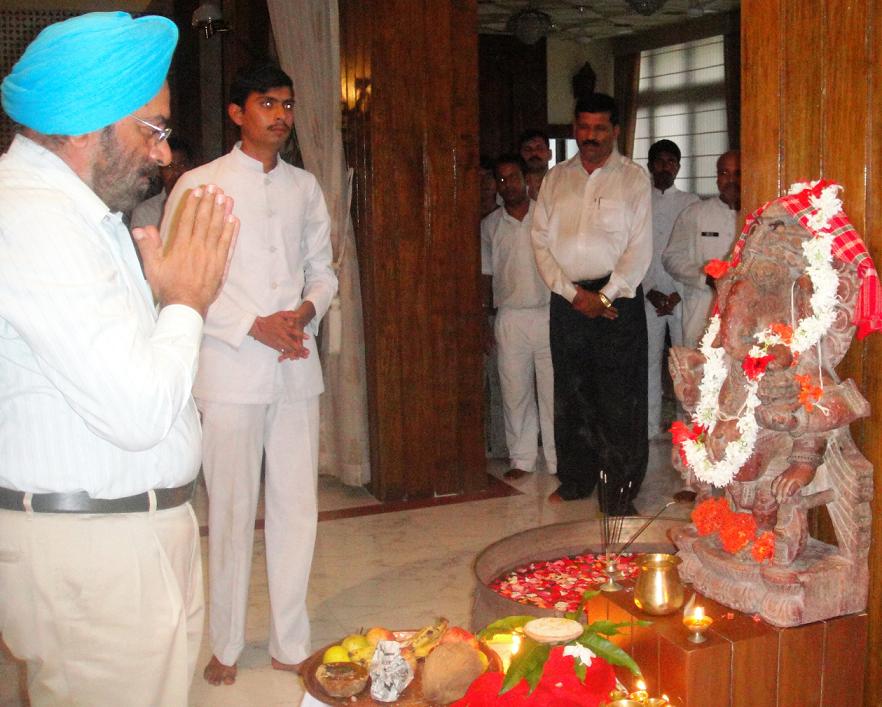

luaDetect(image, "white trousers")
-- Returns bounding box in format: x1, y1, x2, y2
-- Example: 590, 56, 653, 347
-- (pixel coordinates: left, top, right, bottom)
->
0, 503, 203, 707
495, 306, 556, 473
198, 394, 319, 666
646, 301, 682, 438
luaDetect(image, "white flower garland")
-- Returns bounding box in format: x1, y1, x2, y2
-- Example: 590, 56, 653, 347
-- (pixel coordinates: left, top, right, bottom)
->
678, 183, 841, 487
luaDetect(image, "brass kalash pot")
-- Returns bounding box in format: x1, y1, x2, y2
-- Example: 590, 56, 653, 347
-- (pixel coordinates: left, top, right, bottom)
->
633, 553, 685, 615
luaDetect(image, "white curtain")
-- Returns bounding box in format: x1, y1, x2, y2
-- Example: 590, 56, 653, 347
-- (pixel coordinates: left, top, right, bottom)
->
267, 0, 371, 486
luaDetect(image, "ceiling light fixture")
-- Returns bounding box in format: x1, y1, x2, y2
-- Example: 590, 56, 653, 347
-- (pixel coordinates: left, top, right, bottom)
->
192, 2, 230, 39
507, 7, 553, 45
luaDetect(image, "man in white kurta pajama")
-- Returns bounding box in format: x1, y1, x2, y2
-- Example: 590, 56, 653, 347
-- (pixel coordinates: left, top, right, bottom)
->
643, 140, 699, 438
162, 64, 337, 685
662, 150, 740, 348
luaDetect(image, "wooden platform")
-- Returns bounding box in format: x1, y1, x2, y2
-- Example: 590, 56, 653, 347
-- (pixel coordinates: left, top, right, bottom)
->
588, 582, 867, 706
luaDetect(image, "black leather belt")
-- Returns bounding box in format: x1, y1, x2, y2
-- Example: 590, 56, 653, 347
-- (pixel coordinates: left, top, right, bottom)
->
574, 274, 611, 292
0, 480, 195, 514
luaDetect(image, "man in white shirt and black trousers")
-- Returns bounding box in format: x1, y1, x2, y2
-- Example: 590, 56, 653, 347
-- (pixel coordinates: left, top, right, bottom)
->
162, 63, 338, 687
532, 93, 652, 513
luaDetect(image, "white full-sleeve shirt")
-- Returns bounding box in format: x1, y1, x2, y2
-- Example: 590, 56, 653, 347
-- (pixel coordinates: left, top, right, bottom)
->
642, 185, 700, 295
0, 135, 203, 497
162, 144, 338, 404
531, 149, 652, 303
481, 201, 549, 310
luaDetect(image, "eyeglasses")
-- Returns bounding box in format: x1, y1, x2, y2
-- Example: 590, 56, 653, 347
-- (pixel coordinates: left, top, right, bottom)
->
130, 114, 172, 143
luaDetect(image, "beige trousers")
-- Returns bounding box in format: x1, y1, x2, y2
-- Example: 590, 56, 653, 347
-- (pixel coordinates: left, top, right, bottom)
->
0, 503, 203, 706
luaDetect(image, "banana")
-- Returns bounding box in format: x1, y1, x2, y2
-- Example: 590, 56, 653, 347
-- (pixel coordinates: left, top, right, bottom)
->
408, 617, 449, 659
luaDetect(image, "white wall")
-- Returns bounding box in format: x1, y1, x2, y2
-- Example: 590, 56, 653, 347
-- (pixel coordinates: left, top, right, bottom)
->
546, 37, 613, 125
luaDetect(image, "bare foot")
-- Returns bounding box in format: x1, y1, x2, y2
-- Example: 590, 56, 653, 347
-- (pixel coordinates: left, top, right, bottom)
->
271, 657, 301, 673
547, 490, 564, 503
203, 655, 237, 686
504, 468, 528, 480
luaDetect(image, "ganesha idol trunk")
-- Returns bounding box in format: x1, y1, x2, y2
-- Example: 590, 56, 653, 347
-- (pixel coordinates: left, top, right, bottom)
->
667, 186, 877, 629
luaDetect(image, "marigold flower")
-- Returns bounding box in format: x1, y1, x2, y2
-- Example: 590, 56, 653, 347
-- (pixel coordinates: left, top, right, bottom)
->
719, 512, 757, 554
770, 323, 794, 344
751, 531, 775, 563
692, 497, 733, 536
704, 259, 730, 279
795, 374, 823, 411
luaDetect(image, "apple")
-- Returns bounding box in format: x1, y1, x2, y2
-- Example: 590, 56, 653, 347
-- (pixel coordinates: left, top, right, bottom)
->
348, 644, 375, 668
438, 626, 478, 649
365, 627, 396, 646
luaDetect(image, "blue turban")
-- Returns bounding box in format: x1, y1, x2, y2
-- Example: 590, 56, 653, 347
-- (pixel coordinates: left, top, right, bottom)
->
1, 12, 178, 136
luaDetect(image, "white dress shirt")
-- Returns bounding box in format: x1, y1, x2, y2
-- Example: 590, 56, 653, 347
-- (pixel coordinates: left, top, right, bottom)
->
531, 149, 652, 303
162, 144, 338, 404
481, 201, 549, 310
0, 135, 203, 497
662, 196, 738, 345
643, 185, 700, 295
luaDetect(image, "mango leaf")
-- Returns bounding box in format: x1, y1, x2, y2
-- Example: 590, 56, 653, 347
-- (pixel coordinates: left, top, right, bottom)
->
577, 633, 642, 676
584, 620, 632, 637
499, 638, 550, 695
477, 615, 536, 641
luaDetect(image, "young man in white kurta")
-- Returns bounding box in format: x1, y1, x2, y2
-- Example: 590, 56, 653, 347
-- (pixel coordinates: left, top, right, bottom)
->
481, 156, 555, 478
161, 65, 337, 684
662, 150, 741, 347
643, 140, 699, 437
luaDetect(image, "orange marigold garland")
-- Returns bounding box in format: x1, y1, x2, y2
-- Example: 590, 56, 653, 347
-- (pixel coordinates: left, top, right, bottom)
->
691, 497, 732, 536
795, 374, 824, 412
692, 498, 773, 561
719, 512, 757, 553
751, 531, 776, 563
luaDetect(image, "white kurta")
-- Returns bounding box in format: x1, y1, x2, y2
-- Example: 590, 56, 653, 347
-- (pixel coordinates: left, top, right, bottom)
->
162, 144, 338, 666
643, 185, 699, 436
662, 196, 737, 347
481, 202, 555, 473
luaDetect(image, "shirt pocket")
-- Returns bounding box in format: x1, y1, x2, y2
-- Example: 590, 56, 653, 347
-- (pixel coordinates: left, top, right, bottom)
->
593, 198, 628, 233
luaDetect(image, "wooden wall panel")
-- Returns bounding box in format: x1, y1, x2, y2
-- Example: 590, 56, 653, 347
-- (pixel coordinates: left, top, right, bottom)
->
741, 2, 882, 702
340, 0, 484, 500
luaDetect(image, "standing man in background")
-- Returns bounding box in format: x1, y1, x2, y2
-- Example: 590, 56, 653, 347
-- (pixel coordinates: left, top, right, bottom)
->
481, 155, 556, 481
518, 129, 553, 200
163, 63, 337, 686
663, 149, 740, 347
131, 135, 194, 229
0, 12, 238, 704
532, 93, 651, 513
643, 140, 699, 438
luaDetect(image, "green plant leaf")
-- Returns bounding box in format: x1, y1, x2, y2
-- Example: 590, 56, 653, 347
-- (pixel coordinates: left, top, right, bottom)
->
577, 589, 600, 620
499, 638, 550, 695
584, 620, 631, 637
578, 633, 642, 676
573, 657, 587, 682
477, 616, 536, 641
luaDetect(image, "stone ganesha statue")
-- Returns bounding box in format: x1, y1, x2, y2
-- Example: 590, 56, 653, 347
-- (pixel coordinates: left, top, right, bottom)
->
669, 182, 879, 627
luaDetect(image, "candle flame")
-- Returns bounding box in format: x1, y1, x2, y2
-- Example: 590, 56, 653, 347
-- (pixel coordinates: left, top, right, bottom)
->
693, 606, 705, 620
636, 679, 647, 691
512, 634, 521, 655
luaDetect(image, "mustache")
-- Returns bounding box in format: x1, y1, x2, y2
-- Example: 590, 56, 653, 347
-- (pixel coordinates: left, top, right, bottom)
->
580, 139, 601, 147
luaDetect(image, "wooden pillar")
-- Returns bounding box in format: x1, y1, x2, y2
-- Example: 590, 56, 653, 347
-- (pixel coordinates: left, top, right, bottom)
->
741, 2, 882, 702
340, 0, 485, 500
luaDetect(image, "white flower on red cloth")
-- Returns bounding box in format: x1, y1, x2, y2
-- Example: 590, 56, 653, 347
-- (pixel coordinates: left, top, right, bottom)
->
563, 644, 596, 667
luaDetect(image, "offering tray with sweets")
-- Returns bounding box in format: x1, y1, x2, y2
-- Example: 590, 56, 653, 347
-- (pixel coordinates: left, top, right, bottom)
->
299, 629, 502, 706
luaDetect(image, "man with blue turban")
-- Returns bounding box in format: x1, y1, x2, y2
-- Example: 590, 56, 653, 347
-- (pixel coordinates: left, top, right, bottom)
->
0, 12, 239, 705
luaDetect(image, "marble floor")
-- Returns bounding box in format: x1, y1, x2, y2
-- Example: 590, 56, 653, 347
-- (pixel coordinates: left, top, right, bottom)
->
0, 437, 689, 707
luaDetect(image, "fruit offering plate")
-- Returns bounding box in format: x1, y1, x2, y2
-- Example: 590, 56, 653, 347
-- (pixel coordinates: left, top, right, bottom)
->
299, 631, 502, 706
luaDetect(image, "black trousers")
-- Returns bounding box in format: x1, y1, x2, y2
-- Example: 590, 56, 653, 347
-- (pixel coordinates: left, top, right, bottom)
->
550, 282, 648, 507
